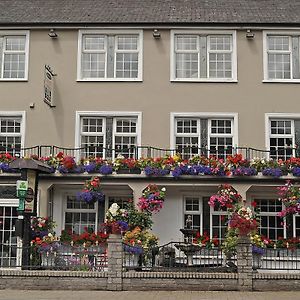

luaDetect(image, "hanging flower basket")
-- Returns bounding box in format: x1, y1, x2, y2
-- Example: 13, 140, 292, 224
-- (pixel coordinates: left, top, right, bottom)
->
137, 184, 166, 213
76, 177, 105, 204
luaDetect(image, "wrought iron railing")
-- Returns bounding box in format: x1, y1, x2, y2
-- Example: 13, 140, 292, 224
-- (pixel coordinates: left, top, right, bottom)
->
122, 242, 235, 272
0, 242, 107, 271
254, 248, 300, 271
1, 145, 300, 161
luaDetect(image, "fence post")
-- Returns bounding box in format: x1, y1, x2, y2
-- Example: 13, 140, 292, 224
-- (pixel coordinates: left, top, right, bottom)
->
107, 233, 123, 291
236, 235, 253, 291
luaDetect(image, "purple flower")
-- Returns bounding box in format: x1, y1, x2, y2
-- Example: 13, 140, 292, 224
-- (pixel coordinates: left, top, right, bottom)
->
58, 165, 69, 173
252, 245, 265, 255
85, 163, 96, 173
124, 244, 143, 255
117, 220, 129, 231
232, 167, 257, 176
172, 166, 183, 178
144, 166, 170, 177
262, 168, 282, 177
99, 164, 113, 175
292, 167, 300, 177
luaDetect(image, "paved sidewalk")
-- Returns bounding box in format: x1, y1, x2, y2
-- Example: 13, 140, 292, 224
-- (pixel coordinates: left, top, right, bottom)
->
0, 290, 300, 300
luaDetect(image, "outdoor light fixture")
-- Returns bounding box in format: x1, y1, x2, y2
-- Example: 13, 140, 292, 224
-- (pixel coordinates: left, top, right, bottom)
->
153, 29, 161, 39
246, 29, 255, 39
48, 29, 58, 38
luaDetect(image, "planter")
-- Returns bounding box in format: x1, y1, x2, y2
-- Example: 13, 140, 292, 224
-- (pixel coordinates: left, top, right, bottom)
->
116, 168, 141, 174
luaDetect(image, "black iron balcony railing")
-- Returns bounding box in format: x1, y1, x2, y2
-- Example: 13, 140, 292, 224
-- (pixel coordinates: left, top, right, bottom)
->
0, 145, 300, 161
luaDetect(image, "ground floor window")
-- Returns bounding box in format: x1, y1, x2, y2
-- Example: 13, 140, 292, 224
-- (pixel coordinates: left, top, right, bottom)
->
255, 198, 285, 240
184, 196, 202, 232
62, 192, 132, 235
210, 206, 228, 241
64, 195, 97, 234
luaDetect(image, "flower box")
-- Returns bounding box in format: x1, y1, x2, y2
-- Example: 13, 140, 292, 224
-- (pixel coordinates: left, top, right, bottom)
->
116, 168, 141, 174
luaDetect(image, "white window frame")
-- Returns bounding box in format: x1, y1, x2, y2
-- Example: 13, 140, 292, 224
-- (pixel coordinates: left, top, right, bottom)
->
251, 195, 286, 240
210, 205, 228, 240
113, 117, 139, 159
75, 111, 142, 160
171, 112, 238, 153
80, 116, 107, 158
263, 31, 300, 83
170, 30, 237, 82
265, 113, 300, 158
293, 214, 300, 237
77, 30, 143, 82
207, 118, 234, 157
183, 196, 203, 233
63, 193, 98, 235
0, 111, 26, 155
0, 31, 29, 81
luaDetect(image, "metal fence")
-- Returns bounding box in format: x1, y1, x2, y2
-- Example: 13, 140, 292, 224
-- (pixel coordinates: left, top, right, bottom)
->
123, 242, 231, 272
0, 243, 107, 271
1, 145, 300, 161
255, 248, 300, 271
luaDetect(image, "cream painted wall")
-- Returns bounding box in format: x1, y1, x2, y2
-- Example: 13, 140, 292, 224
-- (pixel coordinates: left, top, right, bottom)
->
1, 29, 300, 150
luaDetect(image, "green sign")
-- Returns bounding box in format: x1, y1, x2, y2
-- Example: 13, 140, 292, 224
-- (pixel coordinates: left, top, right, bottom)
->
16, 180, 28, 198
17, 198, 25, 211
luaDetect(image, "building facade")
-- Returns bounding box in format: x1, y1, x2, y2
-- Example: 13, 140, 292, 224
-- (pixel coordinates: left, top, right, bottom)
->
1, 0, 300, 267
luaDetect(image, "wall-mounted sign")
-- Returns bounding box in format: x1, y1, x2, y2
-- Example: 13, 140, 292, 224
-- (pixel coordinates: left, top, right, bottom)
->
16, 180, 28, 198
44, 65, 56, 107
24, 170, 37, 214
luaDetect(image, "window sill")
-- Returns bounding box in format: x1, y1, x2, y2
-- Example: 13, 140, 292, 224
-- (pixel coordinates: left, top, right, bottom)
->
263, 79, 300, 83
77, 78, 143, 82
0, 78, 28, 82
170, 79, 238, 83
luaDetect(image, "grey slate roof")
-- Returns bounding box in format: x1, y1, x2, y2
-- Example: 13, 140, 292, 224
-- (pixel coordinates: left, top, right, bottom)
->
1, 0, 300, 26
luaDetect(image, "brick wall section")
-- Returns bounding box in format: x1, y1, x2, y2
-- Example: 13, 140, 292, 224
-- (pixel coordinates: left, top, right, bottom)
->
123, 272, 238, 291
253, 273, 300, 291
0, 270, 108, 290
236, 236, 253, 291
107, 233, 123, 291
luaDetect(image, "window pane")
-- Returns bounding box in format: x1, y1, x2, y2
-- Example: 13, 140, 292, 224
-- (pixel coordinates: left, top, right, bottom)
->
83, 36, 105, 50
117, 35, 138, 50
3, 54, 25, 78
82, 53, 105, 78
209, 36, 231, 51
5, 36, 25, 51
176, 53, 198, 78
268, 53, 290, 79
116, 53, 138, 78
176, 35, 198, 50
209, 53, 232, 78
268, 36, 289, 51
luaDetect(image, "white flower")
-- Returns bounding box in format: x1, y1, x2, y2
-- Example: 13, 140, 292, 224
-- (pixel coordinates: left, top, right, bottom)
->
48, 233, 53, 237
108, 203, 120, 216
161, 187, 166, 192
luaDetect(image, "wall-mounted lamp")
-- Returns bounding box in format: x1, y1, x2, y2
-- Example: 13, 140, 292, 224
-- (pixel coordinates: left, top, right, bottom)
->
246, 29, 255, 40
48, 29, 58, 38
153, 29, 161, 39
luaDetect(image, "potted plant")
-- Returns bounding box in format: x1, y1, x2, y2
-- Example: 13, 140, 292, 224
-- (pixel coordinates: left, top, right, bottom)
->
76, 176, 105, 204
113, 155, 141, 174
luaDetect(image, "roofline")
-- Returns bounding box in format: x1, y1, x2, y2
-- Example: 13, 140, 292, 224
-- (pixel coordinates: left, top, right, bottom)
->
1, 22, 300, 30
0, 22, 300, 30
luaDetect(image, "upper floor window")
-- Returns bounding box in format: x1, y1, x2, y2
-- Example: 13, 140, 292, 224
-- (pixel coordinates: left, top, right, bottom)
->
77, 112, 141, 159
78, 30, 143, 81
0, 113, 24, 156
264, 32, 300, 82
173, 114, 237, 159
0, 32, 29, 80
266, 114, 300, 160
171, 31, 237, 82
